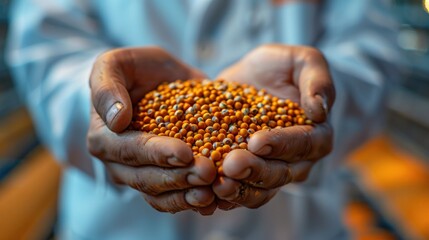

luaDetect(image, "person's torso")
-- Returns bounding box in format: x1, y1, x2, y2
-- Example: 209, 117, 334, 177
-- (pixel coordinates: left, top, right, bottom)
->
60, 1, 347, 239
93, 0, 321, 77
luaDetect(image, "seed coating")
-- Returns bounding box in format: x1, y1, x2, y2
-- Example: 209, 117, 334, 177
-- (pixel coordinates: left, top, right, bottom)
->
130, 79, 311, 173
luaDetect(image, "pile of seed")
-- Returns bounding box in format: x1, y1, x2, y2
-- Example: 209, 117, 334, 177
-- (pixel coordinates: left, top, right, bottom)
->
130, 79, 312, 174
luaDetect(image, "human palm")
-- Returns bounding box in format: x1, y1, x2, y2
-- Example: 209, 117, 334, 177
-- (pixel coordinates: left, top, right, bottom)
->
87, 45, 335, 214
213, 45, 335, 209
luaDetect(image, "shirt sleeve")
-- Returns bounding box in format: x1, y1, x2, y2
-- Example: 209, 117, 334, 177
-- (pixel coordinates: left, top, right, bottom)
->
6, 0, 111, 176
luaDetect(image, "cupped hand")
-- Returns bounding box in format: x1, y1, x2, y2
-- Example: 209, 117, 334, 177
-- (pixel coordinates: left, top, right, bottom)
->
87, 47, 217, 215
213, 44, 335, 210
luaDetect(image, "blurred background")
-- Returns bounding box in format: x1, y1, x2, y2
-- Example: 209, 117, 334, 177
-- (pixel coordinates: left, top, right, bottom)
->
0, 0, 428, 239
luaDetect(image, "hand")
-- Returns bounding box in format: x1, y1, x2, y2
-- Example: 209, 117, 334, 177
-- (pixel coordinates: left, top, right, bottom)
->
213, 44, 335, 210
87, 47, 217, 215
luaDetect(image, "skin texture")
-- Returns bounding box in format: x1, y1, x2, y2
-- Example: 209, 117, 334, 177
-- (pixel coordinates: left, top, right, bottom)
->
214, 45, 335, 210
87, 47, 217, 215
87, 45, 335, 215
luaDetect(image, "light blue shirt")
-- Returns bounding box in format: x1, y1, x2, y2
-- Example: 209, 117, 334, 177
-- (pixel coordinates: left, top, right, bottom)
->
7, 0, 401, 239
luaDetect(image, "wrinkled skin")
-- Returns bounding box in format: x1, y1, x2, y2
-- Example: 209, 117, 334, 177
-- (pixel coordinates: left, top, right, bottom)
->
87, 45, 335, 215
87, 47, 217, 215
214, 45, 335, 210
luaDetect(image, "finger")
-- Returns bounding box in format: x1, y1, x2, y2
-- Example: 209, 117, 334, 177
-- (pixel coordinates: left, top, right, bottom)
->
216, 62, 245, 83
288, 160, 314, 182
217, 200, 240, 211
143, 187, 215, 214
127, 63, 206, 102
88, 109, 193, 167
222, 149, 293, 189
90, 51, 133, 133
125, 47, 206, 91
105, 156, 216, 195
114, 47, 207, 105
220, 45, 335, 122
221, 150, 314, 186
213, 177, 277, 209
196, 201, 218, 216
295, 47, 335, 122
90, 47, 206, 133
248, 123, 333, 162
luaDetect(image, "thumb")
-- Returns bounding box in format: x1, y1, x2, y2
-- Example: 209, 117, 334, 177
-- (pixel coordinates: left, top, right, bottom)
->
297, 53, 335, 123
90, 55, 132, 133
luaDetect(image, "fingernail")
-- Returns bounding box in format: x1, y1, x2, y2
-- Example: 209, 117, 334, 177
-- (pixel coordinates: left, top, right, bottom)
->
185, 189, 204, 207
106, 102, 124, 127
167, 157, 187, 167
255, 145, 272, 155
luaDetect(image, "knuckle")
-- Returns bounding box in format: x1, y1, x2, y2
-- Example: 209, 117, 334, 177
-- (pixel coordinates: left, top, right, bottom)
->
112, 133, 159, 167
270, 129, 289, 154
304, 47, 322, 58
140, 185, 160, 196
131, 172, 147, 192
136, 133, 152, 147
218, 200, 239, 211
96, 49, 114, 61
161, 169, 188, 190
247, 168, 264, 185
293, 169, 310, 182
97, 49, 123, 63
304, 47, 328, 65
250, 44, 276, 59
116, 140, 139, 165
297, 127, 313, 159
92, 52, 107, 69
137, 134, 164, 165
286, 166, 295, 183
92, 50, 119, 73
270, 164, 292, 188
143, 194, 167, 213
247, 194, 269, 209
168, 195, 189, 213
127, 135, 162, 165
132, 169, 188, 195
148, 203, 168, 213
288, 163, 298, 183
242, 188, 274, 209
247, 161, 271, 187
87, 131, 105, 159
131, 172, 158, 195
305, 46, 322, 56
252, 129, 283, 154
